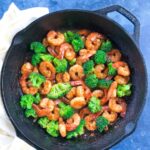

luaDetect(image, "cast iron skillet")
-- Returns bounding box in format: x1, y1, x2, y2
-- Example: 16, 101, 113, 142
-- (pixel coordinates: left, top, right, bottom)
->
1, 5, 147, 150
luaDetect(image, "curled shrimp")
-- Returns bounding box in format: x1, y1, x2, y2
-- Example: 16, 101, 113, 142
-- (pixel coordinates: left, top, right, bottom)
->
102, 110, 118, 123
69, 64, 84, 80
56, 72, 70, 83
94, 64, 108, 79
40, 80, 52, 95
78, 29, 90, 36
92, 90, 103, 98
47, 107, 60, 121
70, 97, 86, 109
21, 62, 33, 75
85, 32, 104, 50
47, 30, 65, 46
107, 49, 122, 62
66, 87, 76, 100
66, 113, 81, 131
100, 89, 108, 105
76, 86, 84, 97
59, 118, 66, 137
114, 75, 129, 85
79, 107, 91, 118
113, 61, 130, 77
19, 74, 38, 95
39, 61, 56, 79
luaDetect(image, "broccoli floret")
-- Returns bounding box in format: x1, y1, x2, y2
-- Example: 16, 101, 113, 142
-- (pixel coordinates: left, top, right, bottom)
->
25, 108, 37, 118
117, 83, 132, 97
47, 83, 72, 99
46, 121, 59, 137
98, 79, 113, 89
69, 58, 76, 66
85, 74, 98, 88
34, 93, 41, 104
67, 119, 85, 139
100, 40, 112, 52
96, 116, 109, 133
53, 58, 68, 73
88, 96, 102, 113
30, 42, 46, 53
31, 53, 54, 66
29, 72, 45, 88
64, 31, 84, 52
108, 63, 117, 76
58, 102, 74, 119
83, 60, 94, 74
38, 117, 50, 128
20, 94, 35, 109
94, 50, 106, 64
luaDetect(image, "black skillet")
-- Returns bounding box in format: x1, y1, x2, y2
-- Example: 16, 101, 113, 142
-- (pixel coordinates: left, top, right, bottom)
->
1, 5, 147, 150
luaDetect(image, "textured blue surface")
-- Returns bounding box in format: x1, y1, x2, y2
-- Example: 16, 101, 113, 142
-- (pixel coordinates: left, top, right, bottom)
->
0, 0, 150, 150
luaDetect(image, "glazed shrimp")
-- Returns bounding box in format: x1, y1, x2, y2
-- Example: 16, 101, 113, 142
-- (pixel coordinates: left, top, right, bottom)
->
19, 74, 38, 95
59, 118, 66, 137
78, 29, 90, 36
56, 72, 70, 83
47, 107, 60, 121
69, 64, 84, 80
107, 49, 122, 62
76, 86, 85, 97
85, 32, 104, 50
47, 30, 65, 46
92, 90, 104, 99
113, 61, 130, 77
66, 113, 81, 131
70, 97, 86, 109
39, 61, 56, 79
40, 80, 52, 95
66, 87, 76, 100
94, 64, 108, 79
21, 62, 33, 75
102, 110, 118, 123
114, 75, 129, 85
79, 107, 91, 118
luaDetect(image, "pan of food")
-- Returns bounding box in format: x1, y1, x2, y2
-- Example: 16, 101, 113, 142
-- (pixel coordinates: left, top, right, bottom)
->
1, 5, 147, 150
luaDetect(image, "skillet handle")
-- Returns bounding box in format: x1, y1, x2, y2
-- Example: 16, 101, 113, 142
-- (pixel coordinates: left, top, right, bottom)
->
93, 5, 140, 44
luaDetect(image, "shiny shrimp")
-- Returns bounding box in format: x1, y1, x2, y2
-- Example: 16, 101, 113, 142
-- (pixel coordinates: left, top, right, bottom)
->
56, 72, 70, 83
47, 107, 60, 121
70, 97, 86, 109
40, 80, 52, 95
78, 29, 90, 36
79, 107, 91, 118
114, 75, 129, 85
21, 62, 33, 75
92, 90, 104, 99
66, 87, 76, 100
59, 118, 66, 137
107, 49, 122, 62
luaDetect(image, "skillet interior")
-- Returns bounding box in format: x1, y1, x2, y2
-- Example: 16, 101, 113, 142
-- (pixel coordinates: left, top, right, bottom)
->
1, 10, 147, 150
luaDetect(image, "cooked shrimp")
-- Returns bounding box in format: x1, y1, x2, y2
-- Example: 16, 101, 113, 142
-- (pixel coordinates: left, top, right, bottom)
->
78, 29, 90, 36
107, 81, 118, 100
69, 64, 84, 80
114, 75, 129, 85
100, 89, 108, 105
33, 67, 39, 73
102, 110, 118, 123
94, 64, 108, 79
66, 87, 76, 100
47, 47, 58, 57
40, 80, 52, 95
63, 72, 70, 82
59, 118, 66, 137
47, 107, 60, 121
19, 74, 38, 95
42, 38, 49, 47
85, 32, 104, 50
113, 61, 130, 76
47, 30, 65, 46
21, 62, 33, 75
39, 61, 56, 79
70, 97, 86, 109
107, 49, 122, 62
76, 86, 84, 97
79, 107, 91, 118
118, 99, 127, 118
66, 113, 81, 131
39, 98, 54, 112
92, 90, 103, 98
56, 72, 70, 83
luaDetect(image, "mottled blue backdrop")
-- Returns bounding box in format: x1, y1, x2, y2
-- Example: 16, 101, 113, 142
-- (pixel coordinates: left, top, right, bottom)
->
0, 0, 150, 150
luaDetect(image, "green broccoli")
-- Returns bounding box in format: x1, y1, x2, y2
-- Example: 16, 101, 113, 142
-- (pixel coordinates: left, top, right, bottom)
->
100, 40, 112, 52
46, 121, 59, 137
53, 58, 68, 73
108, 63, 117, 76
85, 74, 98, 88
94, 50, 106, 64
96, 116, 109, 133
58, 102, 74, 119
64, 31, 84, 52
20, 94, 35, 109
117, 83, 132, 97
67, 119, 85, 139
30, 42, 46, 53
25, 108, 37, 118
83, 60, 94, 74
88, 96, 102, 113
38, 117, 50, 128
34, 93, 41, 104
69, 58, 76, 66
47, 83, 72, 99
31, 53, 54, 66
29, 72, 45, 88
98, 79, 113, 89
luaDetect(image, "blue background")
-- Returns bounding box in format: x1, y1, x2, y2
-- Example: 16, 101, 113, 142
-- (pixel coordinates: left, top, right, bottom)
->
0, 0, 150, 150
